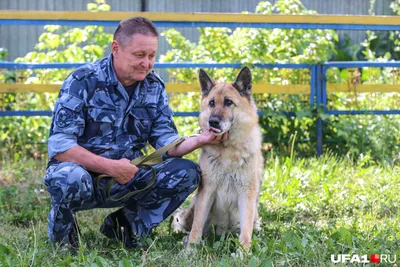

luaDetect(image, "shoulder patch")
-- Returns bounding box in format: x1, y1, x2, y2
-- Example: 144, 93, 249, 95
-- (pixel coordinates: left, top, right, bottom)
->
55, 108, 74, 128
72, 67, 95, 81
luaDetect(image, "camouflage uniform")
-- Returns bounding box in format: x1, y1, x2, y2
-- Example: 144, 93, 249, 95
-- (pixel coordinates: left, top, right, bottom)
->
44, 54, 201, 247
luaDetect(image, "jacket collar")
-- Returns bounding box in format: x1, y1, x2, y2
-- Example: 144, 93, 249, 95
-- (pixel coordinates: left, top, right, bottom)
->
106, 53, 120, 85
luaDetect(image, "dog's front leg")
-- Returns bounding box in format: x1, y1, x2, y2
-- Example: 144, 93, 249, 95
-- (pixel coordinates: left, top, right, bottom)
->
238, 185, 258, 249
188, 184, 214, 245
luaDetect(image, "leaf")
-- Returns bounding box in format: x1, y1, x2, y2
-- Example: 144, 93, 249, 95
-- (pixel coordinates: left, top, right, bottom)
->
44, 25, 60, 33
13, 152, 20, 164
87, 3, 98, 12
0, 243, 11, 255
260, 259, 274, 267
322, 182, 331, 198
118, 258, 131, 267
249, 256, 258, 267
98, 4, 111, 12
331, 227, 353, 246
96, 257, 110, 267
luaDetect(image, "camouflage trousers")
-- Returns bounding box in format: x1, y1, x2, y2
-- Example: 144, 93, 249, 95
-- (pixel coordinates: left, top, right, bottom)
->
43, 158, 201, 244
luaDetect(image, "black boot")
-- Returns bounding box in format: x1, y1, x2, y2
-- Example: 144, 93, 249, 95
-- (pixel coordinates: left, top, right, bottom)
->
100, 209, 139, 249
59, 214, 80, 253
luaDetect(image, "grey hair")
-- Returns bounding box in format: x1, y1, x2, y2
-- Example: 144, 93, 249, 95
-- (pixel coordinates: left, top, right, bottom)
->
113, 16, 158, 47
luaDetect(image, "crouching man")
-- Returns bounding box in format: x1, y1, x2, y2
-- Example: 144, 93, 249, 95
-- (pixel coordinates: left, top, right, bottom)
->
43, 16, 227, 250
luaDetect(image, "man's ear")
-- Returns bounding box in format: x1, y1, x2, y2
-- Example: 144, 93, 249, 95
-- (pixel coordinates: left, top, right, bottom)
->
111, 40, 119, 55
199, 69, 215, 97
232, 66, 252, 100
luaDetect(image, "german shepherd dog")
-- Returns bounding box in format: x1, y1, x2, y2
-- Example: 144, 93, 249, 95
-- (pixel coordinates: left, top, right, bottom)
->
172, 67, 263, 249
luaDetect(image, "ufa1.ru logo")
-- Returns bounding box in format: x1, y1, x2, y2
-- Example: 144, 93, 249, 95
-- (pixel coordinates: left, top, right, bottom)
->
331, 254, 397, 264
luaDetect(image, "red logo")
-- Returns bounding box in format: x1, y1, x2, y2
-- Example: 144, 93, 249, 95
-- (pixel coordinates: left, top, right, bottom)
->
370, 254, 380, 263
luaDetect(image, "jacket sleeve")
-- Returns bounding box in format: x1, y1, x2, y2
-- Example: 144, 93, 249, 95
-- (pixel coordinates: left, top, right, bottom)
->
47, 78, 86, 159
148, 85, 180, 151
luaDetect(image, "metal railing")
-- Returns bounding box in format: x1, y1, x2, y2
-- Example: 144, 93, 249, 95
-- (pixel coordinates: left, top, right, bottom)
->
0, 61, 313, 117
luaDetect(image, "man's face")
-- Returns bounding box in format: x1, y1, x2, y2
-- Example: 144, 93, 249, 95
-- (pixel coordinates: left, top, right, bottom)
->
112, 33, 158, 86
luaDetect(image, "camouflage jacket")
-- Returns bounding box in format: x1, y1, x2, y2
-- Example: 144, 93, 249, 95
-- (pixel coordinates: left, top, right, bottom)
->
47, 54, 179, 167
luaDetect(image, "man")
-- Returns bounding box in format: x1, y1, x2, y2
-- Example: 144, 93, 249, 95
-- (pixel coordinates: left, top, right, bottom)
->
43, 16, 227, 250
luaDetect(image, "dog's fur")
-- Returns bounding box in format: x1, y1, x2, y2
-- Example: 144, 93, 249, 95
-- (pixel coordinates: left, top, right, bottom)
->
172, 67, 263, 249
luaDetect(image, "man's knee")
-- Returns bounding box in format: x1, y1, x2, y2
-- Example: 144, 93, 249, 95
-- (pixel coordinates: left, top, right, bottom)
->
181, 159, 201, 186
44, 162, 93, 204
167, 158, 201, 188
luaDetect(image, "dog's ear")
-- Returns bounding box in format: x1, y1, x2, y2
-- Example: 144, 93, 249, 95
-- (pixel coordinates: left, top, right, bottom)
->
199, 69, 215, 97
233, 67, 252, 100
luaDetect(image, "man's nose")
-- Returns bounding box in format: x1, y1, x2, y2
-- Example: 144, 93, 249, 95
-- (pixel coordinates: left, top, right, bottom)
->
140, 57, 150, 67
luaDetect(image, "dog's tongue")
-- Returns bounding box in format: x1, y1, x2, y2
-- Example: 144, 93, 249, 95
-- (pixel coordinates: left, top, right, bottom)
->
209, 127, 221, 133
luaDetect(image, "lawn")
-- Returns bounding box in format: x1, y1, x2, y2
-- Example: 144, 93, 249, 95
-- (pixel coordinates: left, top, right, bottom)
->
0, 153, 399, 266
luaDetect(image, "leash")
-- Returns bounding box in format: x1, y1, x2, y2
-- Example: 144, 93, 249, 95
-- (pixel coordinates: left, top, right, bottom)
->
96, 137, 186, 202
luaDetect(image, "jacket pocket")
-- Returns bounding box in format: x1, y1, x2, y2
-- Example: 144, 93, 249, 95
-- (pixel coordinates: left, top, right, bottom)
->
126, 107, 156, 141
83, 108, 117, 141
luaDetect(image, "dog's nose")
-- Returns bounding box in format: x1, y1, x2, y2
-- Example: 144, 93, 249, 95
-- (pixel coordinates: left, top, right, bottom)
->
209, 117, 220, 129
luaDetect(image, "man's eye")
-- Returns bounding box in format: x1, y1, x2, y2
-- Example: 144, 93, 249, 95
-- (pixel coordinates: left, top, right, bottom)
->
134, 53, 145, 58
209, 100, 215, 107
224, 99, 233, 106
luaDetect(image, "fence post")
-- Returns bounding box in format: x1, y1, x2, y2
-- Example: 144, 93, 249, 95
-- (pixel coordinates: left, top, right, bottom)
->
316, 64, 323, 157
310, 65, 316, 106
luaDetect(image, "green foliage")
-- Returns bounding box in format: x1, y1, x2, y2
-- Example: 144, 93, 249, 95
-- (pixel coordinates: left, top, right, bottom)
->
0, 48, 9, 82
162, 0, 337, 76
391, 0, 400, 14
361, 0, 400, 61
318, 0, 400, 162
0, 185, 48, 226
331, 34, 362, 62
323, 115, 399, 161
162, 0, 400, 161
0, 156, 49, 226
0, 48, 7, 60
162, 0, 338, 157
0, 0, 113, 157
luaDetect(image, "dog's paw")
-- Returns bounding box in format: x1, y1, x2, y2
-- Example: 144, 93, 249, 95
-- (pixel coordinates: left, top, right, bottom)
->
182, 234, 202, 250
231, 246, 251, 259
231, 249, 245, 259
254, 217, 262, 232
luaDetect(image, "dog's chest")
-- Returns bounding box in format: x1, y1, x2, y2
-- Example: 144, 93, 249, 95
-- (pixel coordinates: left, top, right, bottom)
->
201, 145, 253, 187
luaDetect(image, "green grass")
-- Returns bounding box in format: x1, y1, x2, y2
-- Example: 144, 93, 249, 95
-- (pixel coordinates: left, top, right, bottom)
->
0, 153, 399, 266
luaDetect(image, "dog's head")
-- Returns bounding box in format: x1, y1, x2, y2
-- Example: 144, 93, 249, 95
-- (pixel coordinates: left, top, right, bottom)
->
198, 67, 254, 136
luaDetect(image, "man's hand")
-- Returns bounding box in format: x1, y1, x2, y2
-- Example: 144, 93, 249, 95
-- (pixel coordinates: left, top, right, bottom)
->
109, 158, 139, 184
196, 128, 229, 147
166, 129, 229, 158
55, 146, 139, 184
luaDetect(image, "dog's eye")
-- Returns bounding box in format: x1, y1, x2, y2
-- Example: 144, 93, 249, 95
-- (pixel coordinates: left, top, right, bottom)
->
209, 100, 215, 108
224, 99, 233, 107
